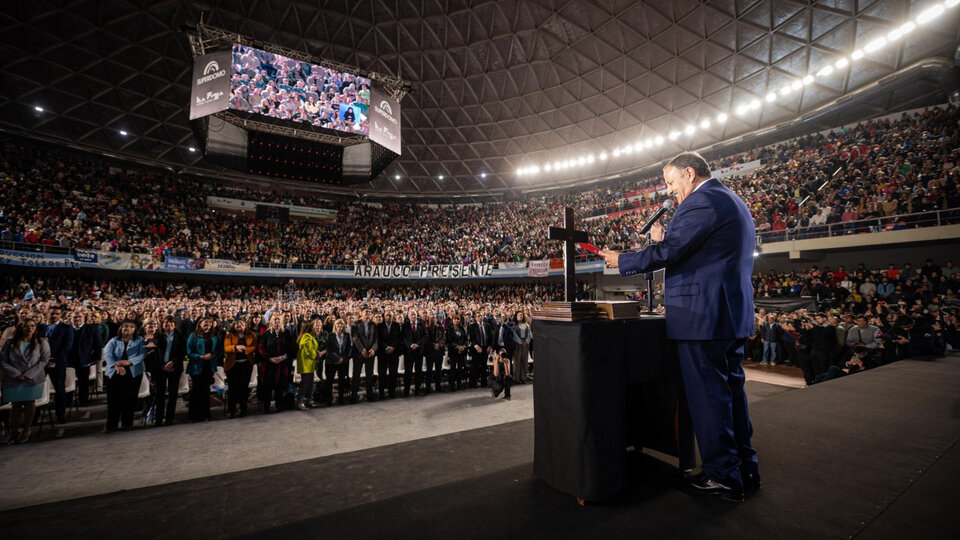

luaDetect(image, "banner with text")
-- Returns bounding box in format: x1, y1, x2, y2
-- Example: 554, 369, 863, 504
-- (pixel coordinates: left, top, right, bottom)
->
626, 183, 668, 201
528, 260, 550, 278
369, 87, 401, 155
0, 250, 80, 269
205, 258, 252, 271
189, 50, 231, 120
206, 196, 337, 221
712, 159, 761, 180
353, 263, 493, 279
165, 256, 206, 271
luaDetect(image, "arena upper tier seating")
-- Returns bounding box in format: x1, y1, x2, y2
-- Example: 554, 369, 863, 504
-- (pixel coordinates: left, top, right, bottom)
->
2, 105, 958, 267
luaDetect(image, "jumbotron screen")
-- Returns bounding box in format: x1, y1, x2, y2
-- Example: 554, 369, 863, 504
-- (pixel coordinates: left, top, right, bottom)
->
228, 43, 371, 136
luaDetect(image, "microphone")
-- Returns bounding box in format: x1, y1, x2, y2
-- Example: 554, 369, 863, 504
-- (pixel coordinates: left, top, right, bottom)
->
638, 199, 674, 235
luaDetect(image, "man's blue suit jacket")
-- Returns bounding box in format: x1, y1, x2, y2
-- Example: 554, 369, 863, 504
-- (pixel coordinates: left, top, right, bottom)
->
618, 178, 755, 341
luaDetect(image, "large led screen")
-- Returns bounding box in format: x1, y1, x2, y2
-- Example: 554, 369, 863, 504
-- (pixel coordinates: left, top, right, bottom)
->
229, 44, 370, 136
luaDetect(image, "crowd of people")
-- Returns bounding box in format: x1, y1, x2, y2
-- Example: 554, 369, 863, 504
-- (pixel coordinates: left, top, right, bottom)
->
2, 105, 956, 268
0, 278, 556, 444
748, 258, 957, 385
229, 44, 370, 135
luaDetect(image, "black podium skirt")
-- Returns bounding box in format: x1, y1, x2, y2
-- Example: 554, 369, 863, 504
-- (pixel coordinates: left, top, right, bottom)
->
532, 316, 686, 502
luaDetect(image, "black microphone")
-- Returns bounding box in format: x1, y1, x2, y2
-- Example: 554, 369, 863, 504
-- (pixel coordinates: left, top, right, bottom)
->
638, 199, 674, 235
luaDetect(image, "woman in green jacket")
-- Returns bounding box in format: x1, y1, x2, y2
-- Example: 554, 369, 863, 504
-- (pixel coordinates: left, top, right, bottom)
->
296, 318, 327, 410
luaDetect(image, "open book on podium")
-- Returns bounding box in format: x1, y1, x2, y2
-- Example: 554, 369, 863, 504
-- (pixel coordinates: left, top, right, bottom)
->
533, 301, 640, 322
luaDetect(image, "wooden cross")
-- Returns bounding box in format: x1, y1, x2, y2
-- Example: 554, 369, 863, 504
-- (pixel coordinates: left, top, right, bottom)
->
547, 207, 588, 302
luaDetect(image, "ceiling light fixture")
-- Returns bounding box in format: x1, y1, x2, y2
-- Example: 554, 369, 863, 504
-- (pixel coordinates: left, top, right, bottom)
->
851, 49, 864, 60
700, 119, 711, 129
716, 113, 728, 123
34, 106, 44, 112
188, 147, 196, 152
684, 125, 695, 136
917, 3, 946, 24
864, 37, 887, 53
766, 92, 778, 102
119, 130, 128, 136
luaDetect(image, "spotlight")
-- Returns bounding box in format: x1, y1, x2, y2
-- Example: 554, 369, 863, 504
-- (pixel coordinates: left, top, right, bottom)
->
480, 172, 487, 178
716, 113, 728, 123
119, 130, 128, 136
749, 99, 761, 109
654, 136, 664, 145
851, 49, 864, 60
554, 162, 562, 170
736, 104, 748, 115
753, 250, 760, 258
684, 125, 695, 136
780, 86, 792, 96
587, 155, 595, 163
395, 174, 401, 180
34, 106, 44, 112
544, 164, 552, 172
700, 119, 710, 129
188, 147, 196, 152
439, 174, 445, 179
613, 148, 621, 157
766, 92, 777, 102
816, 65, 834, 77
946, 0, 959, 8
669, 131, 681, 140
834, 57, 849, 69
599, 153, 608, 160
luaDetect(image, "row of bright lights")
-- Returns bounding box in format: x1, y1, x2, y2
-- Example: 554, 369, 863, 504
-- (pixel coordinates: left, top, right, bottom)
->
516, 0, 958, 177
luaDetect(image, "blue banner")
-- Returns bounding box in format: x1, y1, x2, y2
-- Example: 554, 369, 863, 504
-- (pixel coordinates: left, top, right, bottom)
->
74, 249, 98, 263
165, 256, 205, 270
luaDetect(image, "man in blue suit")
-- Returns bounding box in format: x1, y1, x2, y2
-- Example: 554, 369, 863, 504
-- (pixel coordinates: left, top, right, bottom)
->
602, 152, 760, 502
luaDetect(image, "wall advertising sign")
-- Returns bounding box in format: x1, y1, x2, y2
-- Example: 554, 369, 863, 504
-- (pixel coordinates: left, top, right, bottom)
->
189, 50, 232, 120
369, 87, 401, 155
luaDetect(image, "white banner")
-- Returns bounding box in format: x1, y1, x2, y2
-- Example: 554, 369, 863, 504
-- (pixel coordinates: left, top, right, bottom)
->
528, 260, 550, 278
353, 263, 493, 279
206, 196, 337, 221
712, 159, 761, 180
499, 261, 527, 269
205, 258, 252, 271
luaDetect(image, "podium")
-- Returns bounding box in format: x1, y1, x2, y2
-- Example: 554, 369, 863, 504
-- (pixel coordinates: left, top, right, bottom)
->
532, 315, 695, 502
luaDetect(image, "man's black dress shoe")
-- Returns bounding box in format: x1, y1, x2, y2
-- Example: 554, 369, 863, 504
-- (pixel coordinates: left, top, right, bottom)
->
684, 472, 744, 502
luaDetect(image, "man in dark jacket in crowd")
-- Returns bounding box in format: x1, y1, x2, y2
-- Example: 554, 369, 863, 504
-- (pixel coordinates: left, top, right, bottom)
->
68, 311, 102, 406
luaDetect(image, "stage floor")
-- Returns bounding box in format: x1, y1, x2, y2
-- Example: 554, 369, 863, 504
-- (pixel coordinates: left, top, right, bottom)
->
0, 358, 956, 539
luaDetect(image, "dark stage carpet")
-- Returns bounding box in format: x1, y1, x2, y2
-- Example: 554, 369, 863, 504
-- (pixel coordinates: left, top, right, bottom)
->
1, 361, 957, 539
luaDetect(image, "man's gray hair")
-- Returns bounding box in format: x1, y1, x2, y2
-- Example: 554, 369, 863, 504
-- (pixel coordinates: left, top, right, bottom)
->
664, 151, 711, 179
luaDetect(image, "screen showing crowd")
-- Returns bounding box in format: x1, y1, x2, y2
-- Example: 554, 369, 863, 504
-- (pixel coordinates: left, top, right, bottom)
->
229, 44, 371, 136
